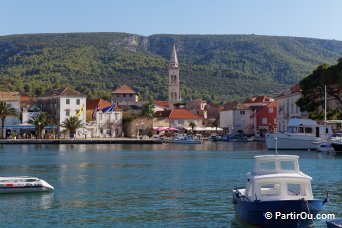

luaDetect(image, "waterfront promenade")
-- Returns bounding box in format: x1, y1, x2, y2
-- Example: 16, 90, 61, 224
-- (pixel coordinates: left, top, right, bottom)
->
0, 138, 162, 144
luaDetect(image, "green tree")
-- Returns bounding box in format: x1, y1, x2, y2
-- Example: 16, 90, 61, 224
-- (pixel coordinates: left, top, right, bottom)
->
296, 60, 342, 114
141, 103, 155, 118
62, 116, 83, 138
0, 101, 18, 139
28, 112, 54, 139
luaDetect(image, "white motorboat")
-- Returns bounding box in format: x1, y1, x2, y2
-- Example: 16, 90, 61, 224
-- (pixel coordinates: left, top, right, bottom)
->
266, 118, 333, 150
0, 176, 54, 193
174, 135, 203, 144
233, 155, 327, 227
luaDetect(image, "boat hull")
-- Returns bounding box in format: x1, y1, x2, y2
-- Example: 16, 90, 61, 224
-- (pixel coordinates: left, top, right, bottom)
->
0, 177, 54, 194
233, 193, 325, 228
266, 133, 318, 150
174, 140, 203, 144
331, 142, 342, 153
0, 186, 53, 193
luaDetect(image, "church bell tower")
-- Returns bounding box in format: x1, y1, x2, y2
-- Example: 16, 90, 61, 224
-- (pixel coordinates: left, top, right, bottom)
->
168, 43, 181, 103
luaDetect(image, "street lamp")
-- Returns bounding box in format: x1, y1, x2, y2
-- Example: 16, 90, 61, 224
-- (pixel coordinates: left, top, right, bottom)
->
136, 123, 139, 139
141, 122, 144, 139
38, 122, 41, 139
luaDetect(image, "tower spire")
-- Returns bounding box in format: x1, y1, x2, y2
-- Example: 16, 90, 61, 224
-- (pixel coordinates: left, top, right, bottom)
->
169, 43, 178, 68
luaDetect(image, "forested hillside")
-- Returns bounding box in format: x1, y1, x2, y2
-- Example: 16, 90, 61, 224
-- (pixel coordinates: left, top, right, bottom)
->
0, 33, 341, 102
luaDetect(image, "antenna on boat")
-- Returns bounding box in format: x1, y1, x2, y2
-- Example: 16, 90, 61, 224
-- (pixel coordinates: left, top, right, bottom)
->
274, 137, 278, 155
324, 85, 327, 124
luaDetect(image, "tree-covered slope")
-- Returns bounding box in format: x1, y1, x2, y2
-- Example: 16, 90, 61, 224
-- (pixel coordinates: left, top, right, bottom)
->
0, 33, 341, 102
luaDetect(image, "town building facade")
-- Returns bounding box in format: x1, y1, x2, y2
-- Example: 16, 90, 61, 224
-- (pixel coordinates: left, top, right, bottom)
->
86, 99, 123, 138
37, 87, 87, 135
220, 103, 252, 134
0, 91, 21, 126
276, 84, 307, 132
112, 85, 139, 104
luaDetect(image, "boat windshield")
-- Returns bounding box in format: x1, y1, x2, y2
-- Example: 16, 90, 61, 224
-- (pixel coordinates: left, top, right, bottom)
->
254, 155, 299, 174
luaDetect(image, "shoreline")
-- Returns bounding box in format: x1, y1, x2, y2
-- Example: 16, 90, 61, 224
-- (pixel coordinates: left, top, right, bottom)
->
0, 138, 163, 144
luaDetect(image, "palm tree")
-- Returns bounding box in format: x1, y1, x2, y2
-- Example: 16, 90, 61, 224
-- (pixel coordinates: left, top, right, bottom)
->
212, 119, 219, 133
28, 112, 54, 139
189, 122, 196, 133
62, 116, 83, 138
0, 101, 18, 139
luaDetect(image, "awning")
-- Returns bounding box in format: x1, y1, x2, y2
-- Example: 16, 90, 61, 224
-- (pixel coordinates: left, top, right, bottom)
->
184, 127, 223, 131
153, 127, 179, 131
4, 125, 57, 129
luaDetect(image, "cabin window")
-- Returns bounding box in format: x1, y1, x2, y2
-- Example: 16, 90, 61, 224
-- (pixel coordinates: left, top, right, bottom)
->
246, 182, 253, 197
326, 128, 329, 134
260, 183, 281, 196
66, 99, 70, 105
298, 127, 304, 133
259, 161, 276, 171
76, 99, 80, 105
280, 160, 295, 171
287, 183, 305, 196
305, 127, 313, 134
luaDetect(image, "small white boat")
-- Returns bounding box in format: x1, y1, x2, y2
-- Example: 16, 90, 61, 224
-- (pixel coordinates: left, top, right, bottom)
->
174, 135, 203, 144
0, 176, 54, 193
315, 142, 335, 153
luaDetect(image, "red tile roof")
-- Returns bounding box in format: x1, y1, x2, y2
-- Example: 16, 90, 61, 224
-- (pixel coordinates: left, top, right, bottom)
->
112, 85, 137, 94
153, 100, 170, 107
87, 99, 110, 110
41, 87, 85, 97
169, 109, 202, 119
290, 84, 301, 93
20, 96, 37, 102
244, 95, 271, 103
154, 110, 171, 118
87, 99, 122, 111
0, 91, 20, 101
221, 102, 250, 111
276, 84, 302, 98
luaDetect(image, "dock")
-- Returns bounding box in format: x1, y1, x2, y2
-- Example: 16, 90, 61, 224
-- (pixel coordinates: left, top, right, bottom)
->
0, 138, 163, 145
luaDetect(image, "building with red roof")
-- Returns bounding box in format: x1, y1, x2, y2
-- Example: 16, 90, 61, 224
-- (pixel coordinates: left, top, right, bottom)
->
86, 98, 123, 138
250, 101, 277, 135
219, 102, 252, 134
153, 108, 203, 129
112, 85, 139, 104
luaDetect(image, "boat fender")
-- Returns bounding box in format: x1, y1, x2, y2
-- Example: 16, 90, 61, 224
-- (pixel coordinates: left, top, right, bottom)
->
323, 192, 329, 205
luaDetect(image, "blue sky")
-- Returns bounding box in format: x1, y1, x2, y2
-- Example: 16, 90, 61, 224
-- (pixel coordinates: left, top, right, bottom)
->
1, 0, 341, 40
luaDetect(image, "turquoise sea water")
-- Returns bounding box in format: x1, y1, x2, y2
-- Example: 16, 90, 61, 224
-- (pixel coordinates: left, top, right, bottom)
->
0, 142, 341, 227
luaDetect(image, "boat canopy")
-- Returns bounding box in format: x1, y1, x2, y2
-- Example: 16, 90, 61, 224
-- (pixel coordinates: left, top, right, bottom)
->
253, 155, 300, 175
287, 118, 317, 126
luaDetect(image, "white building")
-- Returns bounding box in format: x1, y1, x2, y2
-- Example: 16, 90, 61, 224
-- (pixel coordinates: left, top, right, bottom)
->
38, 88, 87, 135
0, 91, 21, 126
92, 107, 123, 138
276, 84, 307, 132
86, 99, 123, 138
220, 103, 252, 134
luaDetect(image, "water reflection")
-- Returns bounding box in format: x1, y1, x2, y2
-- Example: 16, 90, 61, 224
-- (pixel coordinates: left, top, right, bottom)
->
0, 142, 340, 227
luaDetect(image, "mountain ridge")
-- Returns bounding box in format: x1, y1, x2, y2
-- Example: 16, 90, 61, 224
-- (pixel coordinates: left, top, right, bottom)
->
0, 32, 341, 102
